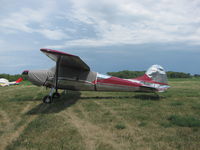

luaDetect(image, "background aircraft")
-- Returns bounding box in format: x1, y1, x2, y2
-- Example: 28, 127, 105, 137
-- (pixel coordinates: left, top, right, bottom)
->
22, 48, 170, 103
0, 78, 23, 87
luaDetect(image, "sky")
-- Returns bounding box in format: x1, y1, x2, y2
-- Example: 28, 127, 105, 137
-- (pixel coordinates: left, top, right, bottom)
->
0, 0, 200, 75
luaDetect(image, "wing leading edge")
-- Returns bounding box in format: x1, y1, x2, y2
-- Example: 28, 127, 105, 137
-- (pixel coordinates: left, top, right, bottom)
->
40, 48, 90, 71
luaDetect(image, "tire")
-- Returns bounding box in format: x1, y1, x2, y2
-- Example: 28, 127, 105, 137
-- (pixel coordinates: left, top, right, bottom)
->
43, 96, 52, 104
52, 92, 60, 99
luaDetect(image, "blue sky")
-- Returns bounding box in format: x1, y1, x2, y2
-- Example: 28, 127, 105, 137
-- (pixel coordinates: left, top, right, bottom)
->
0, 0, 200, 74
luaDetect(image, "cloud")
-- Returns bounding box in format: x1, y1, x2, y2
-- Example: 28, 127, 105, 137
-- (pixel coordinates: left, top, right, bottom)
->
0, 1, 68, 40
36, 29, 69, 40
1, 0, 200, 48
46, 0, 200, 48
0, 8, 47, 33
0, 40, 5, 45
1, 0, 200, 75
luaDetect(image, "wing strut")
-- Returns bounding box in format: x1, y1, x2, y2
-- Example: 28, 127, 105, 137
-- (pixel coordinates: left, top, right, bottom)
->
55, 56, 61, 93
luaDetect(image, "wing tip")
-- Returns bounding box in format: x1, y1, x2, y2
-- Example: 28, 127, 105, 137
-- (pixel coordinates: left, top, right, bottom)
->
40, 48, 76, 57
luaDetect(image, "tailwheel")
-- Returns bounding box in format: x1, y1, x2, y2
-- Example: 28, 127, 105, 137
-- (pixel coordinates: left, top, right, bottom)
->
52, 92, 60, 99
43, 95, 53, 104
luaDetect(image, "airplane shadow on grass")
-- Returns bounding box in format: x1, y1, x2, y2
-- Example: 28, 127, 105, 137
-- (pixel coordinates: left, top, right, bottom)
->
80, 93, 161, 101
26, 91, 162, 115
26, 91, 81, 115
133, 93, 162, 100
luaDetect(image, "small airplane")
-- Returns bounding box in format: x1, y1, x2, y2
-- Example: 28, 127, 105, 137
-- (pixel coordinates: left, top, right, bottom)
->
22, 48, 170, 103
0, 77, 23, 87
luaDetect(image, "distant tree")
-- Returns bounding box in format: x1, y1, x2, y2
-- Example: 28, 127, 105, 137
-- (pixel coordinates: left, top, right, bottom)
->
107, 70, 145, 78
167, 71, 191, 78
194, 74, 200, 78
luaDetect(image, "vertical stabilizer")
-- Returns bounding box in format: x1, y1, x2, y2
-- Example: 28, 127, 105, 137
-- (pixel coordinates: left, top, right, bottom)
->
145, 65, 168, 84
16, 77, 23, 83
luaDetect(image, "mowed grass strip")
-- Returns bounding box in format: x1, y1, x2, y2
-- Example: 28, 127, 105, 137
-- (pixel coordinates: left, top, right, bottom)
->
0, 79, 199, 150
6, 115, 85, 150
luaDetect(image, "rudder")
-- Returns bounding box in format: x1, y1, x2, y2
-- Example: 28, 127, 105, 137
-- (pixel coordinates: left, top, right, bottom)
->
145, 65, 168, 84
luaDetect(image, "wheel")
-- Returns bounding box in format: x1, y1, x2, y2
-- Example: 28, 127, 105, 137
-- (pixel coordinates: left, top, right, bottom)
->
43, 96, 52, 104
52, 92, 60, 99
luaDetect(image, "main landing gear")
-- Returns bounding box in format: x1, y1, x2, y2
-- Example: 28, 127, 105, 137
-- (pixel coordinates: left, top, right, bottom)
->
43, 56, 61, 104
43, 95, 52, 104
43, 88, 61, 104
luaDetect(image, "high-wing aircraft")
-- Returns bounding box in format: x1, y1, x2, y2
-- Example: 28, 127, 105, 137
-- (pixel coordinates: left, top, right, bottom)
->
0, 77, 23, 87
22, 48, 170, 103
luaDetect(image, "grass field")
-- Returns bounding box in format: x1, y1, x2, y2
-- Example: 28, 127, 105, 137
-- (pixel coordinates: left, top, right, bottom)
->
0, 79, 200, 150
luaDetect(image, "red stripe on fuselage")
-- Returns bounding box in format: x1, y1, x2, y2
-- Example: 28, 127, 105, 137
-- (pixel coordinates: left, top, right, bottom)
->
97, 77, 142, 87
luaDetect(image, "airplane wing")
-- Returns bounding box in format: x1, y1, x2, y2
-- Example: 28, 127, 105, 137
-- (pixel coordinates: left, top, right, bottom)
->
40, 48, 90, 71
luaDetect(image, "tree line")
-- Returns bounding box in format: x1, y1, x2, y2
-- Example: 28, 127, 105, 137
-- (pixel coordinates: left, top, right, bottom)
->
107, 70, 198, 79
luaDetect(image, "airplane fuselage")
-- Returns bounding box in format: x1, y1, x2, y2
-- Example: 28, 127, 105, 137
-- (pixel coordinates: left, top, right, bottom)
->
27, 69, 156, 93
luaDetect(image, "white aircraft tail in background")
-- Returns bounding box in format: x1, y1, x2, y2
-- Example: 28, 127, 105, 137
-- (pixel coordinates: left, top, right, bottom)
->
0, 78, 23, 87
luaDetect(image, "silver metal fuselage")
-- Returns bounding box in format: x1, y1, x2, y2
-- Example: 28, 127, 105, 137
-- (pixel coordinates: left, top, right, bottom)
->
27, 68, 142, 92
56, 77, 140, 92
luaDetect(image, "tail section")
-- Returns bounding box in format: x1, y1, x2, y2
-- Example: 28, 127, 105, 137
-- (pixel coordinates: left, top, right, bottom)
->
132, 65, 169, 92
9, 77, 23, 85
145, 65, 168, 84
16, 77, 23, 83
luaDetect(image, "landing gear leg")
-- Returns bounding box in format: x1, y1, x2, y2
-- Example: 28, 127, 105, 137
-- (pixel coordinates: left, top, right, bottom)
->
43, 56, 61, 104
43, 88, 61, 104
43, 88, 55, 104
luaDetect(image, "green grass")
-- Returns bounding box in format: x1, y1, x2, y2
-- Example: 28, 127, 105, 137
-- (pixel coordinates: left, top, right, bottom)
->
0, 79, 200, 150
168, 115, 200, 127
115, 123, 126, 129
170, 101, 183, 106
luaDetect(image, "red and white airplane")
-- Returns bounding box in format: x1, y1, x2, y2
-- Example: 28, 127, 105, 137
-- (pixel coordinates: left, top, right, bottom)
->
0, 78, 23, 87
22, 48, 170, 103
